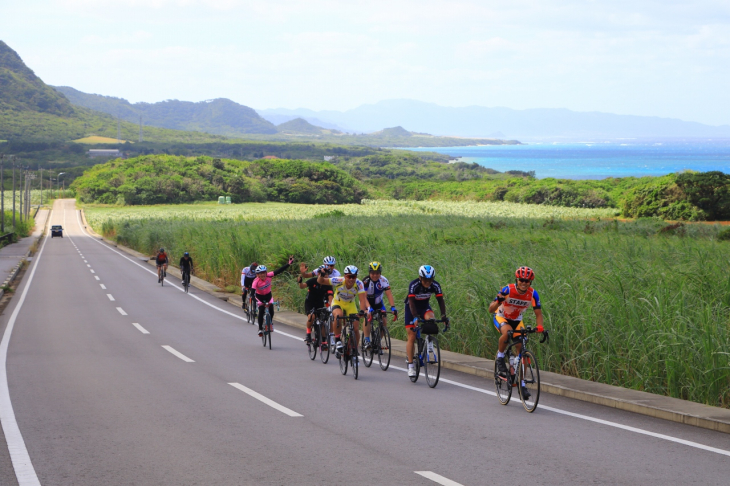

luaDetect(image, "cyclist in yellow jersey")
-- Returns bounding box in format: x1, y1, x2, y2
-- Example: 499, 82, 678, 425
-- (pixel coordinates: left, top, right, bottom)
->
317, 265, 369, 355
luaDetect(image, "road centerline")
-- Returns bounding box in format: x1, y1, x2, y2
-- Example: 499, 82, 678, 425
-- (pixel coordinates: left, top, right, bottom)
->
116, 307, 127, 316
228, 383, 303, 417
132, 323, 150, 334
106, 294, 115, 301
415, 471, 464, 486
162, 346, 195, 363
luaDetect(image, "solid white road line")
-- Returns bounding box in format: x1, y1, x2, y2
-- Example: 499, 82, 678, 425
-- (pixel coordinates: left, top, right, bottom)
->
0, 212, 51, 485
116, 307, 127, 316
162, 345, 195, 363
100, 284, 106, 289
94, 276, 100, 281
415, 471, 464, 486
228, 382, 303, 417
107, 294, 115, 301
132, 323, 150, 334
75, 209, 730, 459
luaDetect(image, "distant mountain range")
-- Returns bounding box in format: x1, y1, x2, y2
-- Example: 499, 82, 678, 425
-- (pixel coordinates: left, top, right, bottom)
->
259, 99, 730, 140
55, 86, 278, 136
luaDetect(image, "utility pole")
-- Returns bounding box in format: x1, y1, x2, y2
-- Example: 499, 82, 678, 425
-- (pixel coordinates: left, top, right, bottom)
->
12, 157, 16, 231
1, 154, 4, 234
19, 167, 23, 224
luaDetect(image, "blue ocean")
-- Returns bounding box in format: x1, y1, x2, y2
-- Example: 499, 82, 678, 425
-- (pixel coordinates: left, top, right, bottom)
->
405, 140, 730, 179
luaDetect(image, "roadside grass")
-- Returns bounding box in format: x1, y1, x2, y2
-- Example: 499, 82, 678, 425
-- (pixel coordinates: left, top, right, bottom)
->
86, 202, 730, 407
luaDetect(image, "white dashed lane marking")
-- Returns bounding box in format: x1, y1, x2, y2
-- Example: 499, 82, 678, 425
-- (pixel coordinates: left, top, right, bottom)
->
132, 323, 150, 334
162, 346, 195, 363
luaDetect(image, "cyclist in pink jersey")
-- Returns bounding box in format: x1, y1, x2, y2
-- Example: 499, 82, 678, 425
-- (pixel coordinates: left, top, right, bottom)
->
253, 256, 294, 336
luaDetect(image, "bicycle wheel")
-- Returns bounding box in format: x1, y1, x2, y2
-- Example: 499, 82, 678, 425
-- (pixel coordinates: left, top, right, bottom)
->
320, 317, 330, 364
424, 335, 441, 388
409, 340, 421, 383
251, 304, 257, 326
494, 358, 512, 405
339, 335, 348, 375
308, 322, 318, 360
266, 313, 272, 350
362, 326, 374, 368
518, 350, 540, 412
377, 324, 391, 371
350, 334, 358, 380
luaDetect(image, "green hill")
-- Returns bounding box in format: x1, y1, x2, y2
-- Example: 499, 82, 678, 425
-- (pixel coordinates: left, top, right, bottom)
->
276, 117, 340, 135
0, 40, 230, 143
55, 86, 278, 136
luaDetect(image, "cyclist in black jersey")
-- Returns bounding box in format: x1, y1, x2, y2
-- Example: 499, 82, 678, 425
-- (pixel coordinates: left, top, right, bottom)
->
179, 252, 194, 286
298, 265, 333, 344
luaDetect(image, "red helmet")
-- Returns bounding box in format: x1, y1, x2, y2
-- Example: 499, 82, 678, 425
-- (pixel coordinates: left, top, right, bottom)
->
515, 266, 535, 281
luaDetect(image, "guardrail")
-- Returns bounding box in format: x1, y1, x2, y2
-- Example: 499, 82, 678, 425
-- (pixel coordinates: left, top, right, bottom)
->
0, 233, 14, 245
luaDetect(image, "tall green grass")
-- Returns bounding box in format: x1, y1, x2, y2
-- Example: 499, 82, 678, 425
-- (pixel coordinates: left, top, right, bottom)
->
90, 208, 730, 407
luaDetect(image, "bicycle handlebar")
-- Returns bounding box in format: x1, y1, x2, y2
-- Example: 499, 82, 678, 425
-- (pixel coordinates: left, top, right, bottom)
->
416, 317, 450, 333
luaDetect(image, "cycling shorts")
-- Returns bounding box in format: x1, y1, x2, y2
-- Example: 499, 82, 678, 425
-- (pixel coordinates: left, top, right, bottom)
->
255, 292, 274, 307
331, 299, 358, 317
367, 299, 386, 312
305, 299, 328, 315
493, 315, 525, 332
404, 304, 432, 329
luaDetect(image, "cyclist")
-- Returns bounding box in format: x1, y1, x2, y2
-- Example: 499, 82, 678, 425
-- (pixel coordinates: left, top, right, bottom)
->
301, 256, 340, 279
362, 261, 398, 350
488, 266, 543, 400
241, 261, 258, 310
404, 265, 449, 378
317, 265, 369, 357
179, 252, 194, 286
298, 265, 333, 345
253, 256, 294, 337
155, 248, 168, 282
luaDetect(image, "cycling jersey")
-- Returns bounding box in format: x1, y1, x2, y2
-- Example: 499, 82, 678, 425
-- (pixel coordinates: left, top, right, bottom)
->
362, 276, 390, 305
241, 266, 256, 287
251, 262, 291, 295
313, 267, 341, 278
405, 278, 443, 308
330, 276, 366, 304
179, 257, 193, 271
155, 253, 168, 265
304, 277, 333, 314
494, 284, 541, 322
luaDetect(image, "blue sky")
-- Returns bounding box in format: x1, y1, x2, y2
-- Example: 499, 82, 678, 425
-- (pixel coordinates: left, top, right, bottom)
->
2, 0, 729, 125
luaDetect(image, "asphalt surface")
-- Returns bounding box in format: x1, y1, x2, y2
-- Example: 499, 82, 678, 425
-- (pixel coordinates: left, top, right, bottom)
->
2, 199, 730, 485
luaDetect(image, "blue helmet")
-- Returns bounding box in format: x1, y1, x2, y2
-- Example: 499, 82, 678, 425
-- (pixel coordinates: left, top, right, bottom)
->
323, 255, 336, 265
418, 265, 435, 279
344, 265, 358, 275
255, 265, 268, 274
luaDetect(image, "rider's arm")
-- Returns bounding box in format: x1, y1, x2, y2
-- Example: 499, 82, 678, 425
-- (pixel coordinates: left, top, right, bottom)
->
488, 286, 509, 313
534, 308, 544, 328
436, 295, 447, 317
272, 262, 290, 276
297, 276, 308, 289
384, 288, 395, 308
359, 292, 370, 313
299, 262, 313, 279
317, 274, 332, 286
408, 296, 419, 316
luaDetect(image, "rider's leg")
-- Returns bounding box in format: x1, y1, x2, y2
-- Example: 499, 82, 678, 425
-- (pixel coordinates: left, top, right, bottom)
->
404, 305, 417, 364
353, 316, 360, 346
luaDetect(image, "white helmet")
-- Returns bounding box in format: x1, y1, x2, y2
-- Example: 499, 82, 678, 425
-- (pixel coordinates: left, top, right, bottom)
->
255, 265, 268, 273
343, 265, 358, 275
323, 256, 336, 265
418, 265, 435, 279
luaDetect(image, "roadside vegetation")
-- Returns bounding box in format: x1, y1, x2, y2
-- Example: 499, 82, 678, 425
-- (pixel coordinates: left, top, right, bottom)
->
86, 201, 730, 407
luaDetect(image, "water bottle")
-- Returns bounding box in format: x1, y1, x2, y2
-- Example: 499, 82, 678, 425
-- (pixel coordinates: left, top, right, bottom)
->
427, 338, 434, 354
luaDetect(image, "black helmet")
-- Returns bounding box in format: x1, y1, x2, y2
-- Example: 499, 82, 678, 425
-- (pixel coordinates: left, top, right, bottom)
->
159, 248, 165, 253
184, 252, 189, 257
249, 262, 258, 271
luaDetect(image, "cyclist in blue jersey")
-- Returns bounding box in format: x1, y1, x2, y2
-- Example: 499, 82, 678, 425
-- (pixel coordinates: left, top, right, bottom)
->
404, 265, 449, 378
362, 261, 398, 349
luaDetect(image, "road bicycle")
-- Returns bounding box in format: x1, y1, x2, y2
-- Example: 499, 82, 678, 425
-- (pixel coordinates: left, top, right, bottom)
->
157, 265, 166, 286
307, 307, 331, 363
409, 317, 449, 388
260, 300, 280, 350
493, 321, 549, 413
244, 291, 257, 325
336, 313, 361, 380
361, 309, 393, 371
182, 269, 191, 293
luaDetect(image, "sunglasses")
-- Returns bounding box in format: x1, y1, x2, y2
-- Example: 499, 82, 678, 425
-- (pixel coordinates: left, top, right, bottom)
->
345, 275, 357, 279
517, 278, 531, 283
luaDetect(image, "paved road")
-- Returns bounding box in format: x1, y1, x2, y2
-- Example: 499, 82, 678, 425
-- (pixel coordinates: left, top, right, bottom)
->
2, 199, 730, 485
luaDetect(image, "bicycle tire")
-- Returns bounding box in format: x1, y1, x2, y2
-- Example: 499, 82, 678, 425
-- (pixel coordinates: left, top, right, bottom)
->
424, 336, 441, 388
519, 350, 540, 412
308, 322, 318, 360
320, 316, 330, 364
377, 324, 391, 371
266, 312, 272, 350
362, 324, 374, 368
350, 332, 358, 380
339, 333, 348, 375
409, 339, 421, 383
495, 358, 512, 405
